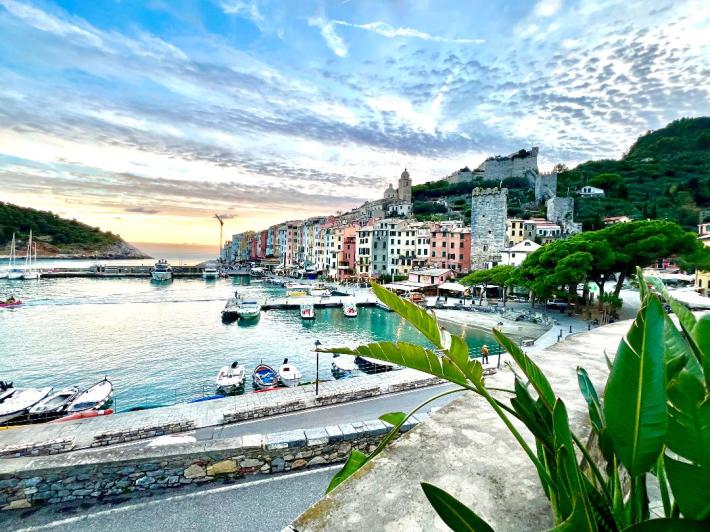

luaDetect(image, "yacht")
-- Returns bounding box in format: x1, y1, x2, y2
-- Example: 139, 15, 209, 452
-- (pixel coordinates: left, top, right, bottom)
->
151, 259, 173, 281
6, 233, 24, 280
202, 263, 219, 280
65, 378, 113, 413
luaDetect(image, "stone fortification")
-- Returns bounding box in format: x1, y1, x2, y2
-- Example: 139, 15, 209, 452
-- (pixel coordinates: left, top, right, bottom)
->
534, 171, 557, 202
475, 147, 538, 181
546, 196, 582, 235
470, 187, 508, 268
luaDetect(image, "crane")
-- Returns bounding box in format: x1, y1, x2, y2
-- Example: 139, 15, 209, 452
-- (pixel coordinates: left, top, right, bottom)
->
214, 214, 224, 260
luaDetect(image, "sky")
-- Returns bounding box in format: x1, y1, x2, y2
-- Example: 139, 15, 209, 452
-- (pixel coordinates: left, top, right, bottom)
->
0, 0, 708, 244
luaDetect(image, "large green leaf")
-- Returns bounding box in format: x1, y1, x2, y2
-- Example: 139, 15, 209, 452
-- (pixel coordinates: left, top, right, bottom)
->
379, 411, 406, 426
326, 449, 368, 493
494, 328, 556, 411
604, 296, 667, 475
511, 378, 553, 450
644, 274, 696, 332
577, 367, 604, 433
666, 374, 710, 468
622, 518, 710, 531
664, 455, 710, 520
551, 498, 598, 532
323, 341, 468, 386
690, 314, 710, 385
421, 482, 494, 532
371, 282, 442, 348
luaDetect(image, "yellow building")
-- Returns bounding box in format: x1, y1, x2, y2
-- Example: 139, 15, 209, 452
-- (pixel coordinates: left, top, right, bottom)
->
506, 219, 525, 245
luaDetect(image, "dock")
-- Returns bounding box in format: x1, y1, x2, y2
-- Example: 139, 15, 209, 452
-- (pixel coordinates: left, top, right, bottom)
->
259, 294, 377, 310
38, 266, 252, 279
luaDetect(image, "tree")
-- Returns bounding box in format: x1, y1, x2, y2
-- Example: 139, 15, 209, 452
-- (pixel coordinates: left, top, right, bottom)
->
461, 265, 515, 306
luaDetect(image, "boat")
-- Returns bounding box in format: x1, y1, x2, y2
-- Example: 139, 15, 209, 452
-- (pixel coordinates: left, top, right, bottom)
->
332, 354, 359, 379
222, 297, 240, 321
0, 381, 15, 403
215, 361, 246, 392
6, 233, 24, 280
151, 259, 173, 281
53, 409, 113, 423
286, 283, 310, 297
202, 263, 219, 280
236, 299, 261, 319
0, 387, 52, 424
309, 283, 331, 297
252, 363, 278, 389
249, 267, 265, 277
354, 355, 398, 375
277, 358, 302, 387
343, 299, 358, 317
22, 231, 41, 280
65, 378, 113, 413
28, 386, 80, 418
300, 300, 315, 320
0, 297, 23, 308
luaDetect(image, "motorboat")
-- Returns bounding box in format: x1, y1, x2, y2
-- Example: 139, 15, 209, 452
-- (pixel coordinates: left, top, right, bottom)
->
354, 355, 398, 375
331, 354, 359, 379
0, 297, 23, 309
277, 358, 302, 388
236, 299, 261, 320
28, 386, 80, 418
0, 387, 52, 424
151, 259, 173, 281
215, 361, 246, 392
22, 232, 41, 280
309, 283, 331, 297
249, 267, 265, 278
202, 263, 219, 280
300, 301, 315, 320
343, 299, 358, 317
222, 297, 240, 321
252, 364, 278, 389
65, 378, 113, 413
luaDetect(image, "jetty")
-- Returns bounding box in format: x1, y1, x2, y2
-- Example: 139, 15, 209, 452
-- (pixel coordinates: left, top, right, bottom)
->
259, 294, 377, 310
36, 266, 251, 279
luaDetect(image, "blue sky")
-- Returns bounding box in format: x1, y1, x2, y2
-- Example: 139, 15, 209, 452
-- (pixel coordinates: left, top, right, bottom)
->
0, 0, 708, 243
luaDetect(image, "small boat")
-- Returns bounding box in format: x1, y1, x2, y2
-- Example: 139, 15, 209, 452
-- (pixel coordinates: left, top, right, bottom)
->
28, 386, 80, 417
65, 378, 113, 413
343, 299, 358, 317
6, 233, 24, 280
21, 230, 41, 280
53, 409, 113, 423
237, 299, 261, 320
252, 363, 278, 389
309, 283, 331, 297
222, 294, 241, 321
277, 358, 302, 388
0, 381, 16, 403
0, 387, 53, 424
375, 301, 393, 312
332, 354, 359, 379
151, 259, 173, 281
354, 355, 398, 375
249, 267, 265, 278
215, 361, 246, 391
202, 263, 219, 280
0, 298, 23, 308
300, 301, 315, 320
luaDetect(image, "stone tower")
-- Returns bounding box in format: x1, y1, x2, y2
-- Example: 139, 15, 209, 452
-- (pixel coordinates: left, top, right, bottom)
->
470, 187, 508, 268
398, 168, 412, 203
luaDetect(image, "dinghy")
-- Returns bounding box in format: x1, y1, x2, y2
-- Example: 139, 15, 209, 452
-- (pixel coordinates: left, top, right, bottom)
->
354, 356, 398, 375
277, 358, 302, 388
28, 386, 79, 417
342, 299, 358, 317
65, 378, 113, 413
53, 409, 113, 423
252, 364, 278, 389
0, 297, 23, 309
215, 361, 246, 392
331, 354, 359, 379
0, 387, 52, 424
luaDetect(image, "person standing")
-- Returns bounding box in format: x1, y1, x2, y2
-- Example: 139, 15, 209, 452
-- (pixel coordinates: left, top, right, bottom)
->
480, 344, 490, 364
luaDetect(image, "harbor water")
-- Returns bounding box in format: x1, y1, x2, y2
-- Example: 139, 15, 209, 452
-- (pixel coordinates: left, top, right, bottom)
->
0, 263, 492, 412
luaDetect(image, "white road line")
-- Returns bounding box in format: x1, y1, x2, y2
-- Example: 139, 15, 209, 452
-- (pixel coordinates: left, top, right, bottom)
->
14, 466, 341, 532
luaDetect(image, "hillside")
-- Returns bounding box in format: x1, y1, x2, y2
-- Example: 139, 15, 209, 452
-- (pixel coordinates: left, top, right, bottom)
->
0, 202, 149, 258
558, 117, 710, 229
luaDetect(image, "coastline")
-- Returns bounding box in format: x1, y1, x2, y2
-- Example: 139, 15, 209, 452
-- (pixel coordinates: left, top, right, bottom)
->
434, 307, 552, 342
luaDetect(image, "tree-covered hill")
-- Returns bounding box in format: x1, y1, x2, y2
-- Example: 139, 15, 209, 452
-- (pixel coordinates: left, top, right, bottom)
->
558, 117, 710, 229
0, 202, 148, 258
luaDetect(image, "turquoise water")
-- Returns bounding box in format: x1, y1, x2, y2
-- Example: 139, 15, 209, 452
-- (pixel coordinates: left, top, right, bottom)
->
0, 273, 491, 411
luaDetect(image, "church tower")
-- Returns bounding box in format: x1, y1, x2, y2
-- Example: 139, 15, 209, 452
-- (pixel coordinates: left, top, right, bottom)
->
397, 168, 412, 202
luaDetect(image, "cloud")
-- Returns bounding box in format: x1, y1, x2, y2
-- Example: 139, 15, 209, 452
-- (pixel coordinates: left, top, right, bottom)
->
308, 17, 348, 57
218, 1, 263, 23
125, 206, 160, 214
533, 0, 564, 18
332, 20, 484, 44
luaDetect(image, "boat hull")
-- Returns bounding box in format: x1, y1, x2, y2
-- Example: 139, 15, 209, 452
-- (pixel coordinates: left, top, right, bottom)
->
7, 271, 24, 280
252, 365, 278, 389
22, 272, 40, 280
0, 301, 23, 308
53, 409, 113, 423
279, 377, 300, 388
151, 272, 172, 281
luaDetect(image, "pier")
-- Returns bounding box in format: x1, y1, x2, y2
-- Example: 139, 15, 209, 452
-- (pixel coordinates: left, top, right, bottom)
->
258, 294, 378, 310
37, 266, 251, 278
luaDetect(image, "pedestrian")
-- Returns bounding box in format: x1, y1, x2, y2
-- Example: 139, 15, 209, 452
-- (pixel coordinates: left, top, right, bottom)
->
480, 344, 490, 364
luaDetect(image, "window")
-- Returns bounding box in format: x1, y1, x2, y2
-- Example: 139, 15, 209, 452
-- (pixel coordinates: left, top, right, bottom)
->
459, 254, 463, 260
432, 251, 436, 257
450, 242, 454, 249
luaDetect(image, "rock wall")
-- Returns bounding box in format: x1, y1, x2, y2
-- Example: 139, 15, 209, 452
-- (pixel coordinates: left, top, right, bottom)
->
534, 172, 557, 203
0, 416, 426, 511
475, 147, 539, 181
546, 197, 582, 235
470, 187, 508, 268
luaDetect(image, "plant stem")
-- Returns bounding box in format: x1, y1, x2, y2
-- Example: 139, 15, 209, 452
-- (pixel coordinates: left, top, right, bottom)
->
655, 454, 671, 518
571, 432, 611, 506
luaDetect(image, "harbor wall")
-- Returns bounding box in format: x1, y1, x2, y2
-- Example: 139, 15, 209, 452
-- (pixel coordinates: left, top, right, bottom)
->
0, 416, 426, 510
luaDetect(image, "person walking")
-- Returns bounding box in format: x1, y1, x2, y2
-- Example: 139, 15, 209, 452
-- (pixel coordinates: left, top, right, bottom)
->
480, 344, 490, 364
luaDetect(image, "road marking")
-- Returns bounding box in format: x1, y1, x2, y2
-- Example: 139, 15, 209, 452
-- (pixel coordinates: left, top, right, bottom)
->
14, 466, 342, 531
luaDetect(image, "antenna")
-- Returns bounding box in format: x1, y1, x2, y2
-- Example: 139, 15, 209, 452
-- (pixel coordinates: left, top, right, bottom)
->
214, 214, 224, 259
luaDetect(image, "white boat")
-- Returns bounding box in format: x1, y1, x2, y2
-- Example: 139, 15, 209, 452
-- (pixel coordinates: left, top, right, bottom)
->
151, 259, 173, 281
332, 355, 359, 379
343, 299, 358, 317
215, 361, 246, 391
202, 263, 219, 280
300, 301, 315, 320
28, 386, 79, 417
66, 378, 113, 413
0, 381, 16, 403
236, 299, 261, 319
249, 267, 265, 277
22, 231, 41, 280
0, 387, 52, 424
309, 283, 331, 297
277, 358, 302, 388
355, 356, 398, 374
6, 233, 24, 280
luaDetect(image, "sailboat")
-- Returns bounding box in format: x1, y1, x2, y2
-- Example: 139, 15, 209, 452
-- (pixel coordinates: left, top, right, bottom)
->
22, 232, 41, 280
6, 233, 24, 280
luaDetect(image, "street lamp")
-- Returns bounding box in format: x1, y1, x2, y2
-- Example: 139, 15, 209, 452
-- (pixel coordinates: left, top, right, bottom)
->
314, 339, 322, 396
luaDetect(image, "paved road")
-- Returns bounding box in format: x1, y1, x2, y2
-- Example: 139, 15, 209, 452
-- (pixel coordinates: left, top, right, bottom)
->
6, 466, 338, 532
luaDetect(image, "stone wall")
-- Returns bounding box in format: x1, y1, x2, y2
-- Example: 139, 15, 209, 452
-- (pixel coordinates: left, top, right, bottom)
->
475, 147, 538, 181
546, 196, 582, 235
470, 187, 508, 268
90, 420, 196, 448
0, 416, 426, 511
0, 438, 75, 459
534, 171, 557, 202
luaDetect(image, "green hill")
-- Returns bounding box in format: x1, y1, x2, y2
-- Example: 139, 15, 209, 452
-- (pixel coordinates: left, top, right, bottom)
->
558, 117, 710, 229
0, 202, 148, 258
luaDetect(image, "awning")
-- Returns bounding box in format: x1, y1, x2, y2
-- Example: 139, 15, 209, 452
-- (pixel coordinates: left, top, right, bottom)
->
437, 282, 468, 293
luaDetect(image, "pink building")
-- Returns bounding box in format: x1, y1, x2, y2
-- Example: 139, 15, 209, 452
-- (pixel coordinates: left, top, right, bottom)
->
338, 228, 357, 281
408, 268, 454, 285
428, 225, 471, 273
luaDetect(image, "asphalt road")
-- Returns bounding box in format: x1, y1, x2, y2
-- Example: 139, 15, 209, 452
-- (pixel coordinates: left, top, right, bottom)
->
5, 466, 338, 532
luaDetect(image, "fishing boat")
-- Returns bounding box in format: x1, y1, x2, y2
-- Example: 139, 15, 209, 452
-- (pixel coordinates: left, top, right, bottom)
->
331, 354, 359, 379
354, 355, 398, 375
6, 233, 24, 280
0, 297, 23, 308
252, 363, 278, 389
0, 387, 52, 424
215, 361, 246, 392
309, 283, 331, 297
236, 299, 261, 320
53, 409, 113, 423
28, 386, 80, 418
151, 259, 173, 281
65, 378, 113, 413
202, 263, 219, 280
300, 300, 315, 320
22, 231, 41, 280
277, 358, 302, 387
342, 299, 358, 317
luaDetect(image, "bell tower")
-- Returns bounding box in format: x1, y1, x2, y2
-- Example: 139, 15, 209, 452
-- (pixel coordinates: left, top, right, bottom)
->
398, 168, 411, 202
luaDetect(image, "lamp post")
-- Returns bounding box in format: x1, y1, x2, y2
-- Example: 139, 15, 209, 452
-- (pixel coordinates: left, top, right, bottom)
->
314, 339, 322, 396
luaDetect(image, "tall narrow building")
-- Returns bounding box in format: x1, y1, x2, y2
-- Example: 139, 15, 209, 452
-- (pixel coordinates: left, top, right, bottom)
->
397, 168, 412, 203
470, 187, 508, 269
